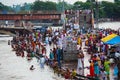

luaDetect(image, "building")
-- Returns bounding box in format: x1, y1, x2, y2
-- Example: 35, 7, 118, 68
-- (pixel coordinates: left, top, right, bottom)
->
65, 9, 93, 30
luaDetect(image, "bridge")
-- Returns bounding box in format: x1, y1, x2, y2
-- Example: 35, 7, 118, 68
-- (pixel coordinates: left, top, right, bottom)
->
0, 13, 62, 27
0, 14, 61, 20
0, 13, 62, 36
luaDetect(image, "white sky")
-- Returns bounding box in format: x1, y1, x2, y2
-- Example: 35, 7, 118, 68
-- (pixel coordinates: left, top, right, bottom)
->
0, 0, 114, 6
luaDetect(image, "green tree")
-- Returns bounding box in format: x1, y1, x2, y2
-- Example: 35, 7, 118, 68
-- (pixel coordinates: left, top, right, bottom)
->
0, 2, 4, 11
0, 2, 13, 12
82, 2, 91, 9
99, 7, 106, 18
86, 0, 95, 2
112, 2, 120, 18
31, 1, 45, 11
101, 1, 115, 18
56, 1, 73, 12
114, 0, 120, 2
31, 0, 57, 11
21, 3, 32, 11
73, 1, 84, 10
44, 1, 57, 11
56, 2, 63, 12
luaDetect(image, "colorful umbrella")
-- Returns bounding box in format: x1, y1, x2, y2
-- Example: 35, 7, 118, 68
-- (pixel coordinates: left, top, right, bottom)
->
101, 34, 120, 45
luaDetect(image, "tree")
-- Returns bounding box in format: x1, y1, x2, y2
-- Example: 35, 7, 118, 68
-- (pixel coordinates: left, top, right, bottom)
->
0, 2, 4, 11
101, 1, 115, 18
82, 2, 91, 9
0, 2, 13, 12
112, 2, 120, 18
44, 1, 57, 11
56, 2, 63, 12
114, 0, 120, 2
73, 1, 84, 10
21, 3, 32, 11
56, 1, 73, 12
31, 0, 57, 11
31, 1, 45, 11
86, 0, 95, 2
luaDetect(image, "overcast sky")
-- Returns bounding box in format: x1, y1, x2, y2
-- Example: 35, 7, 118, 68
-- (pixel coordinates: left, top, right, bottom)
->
0, 0, 114, 6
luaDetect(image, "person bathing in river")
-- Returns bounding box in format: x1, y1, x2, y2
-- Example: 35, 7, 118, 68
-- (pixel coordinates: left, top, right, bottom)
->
30, 65, 35, 70
49, 49, 54, 67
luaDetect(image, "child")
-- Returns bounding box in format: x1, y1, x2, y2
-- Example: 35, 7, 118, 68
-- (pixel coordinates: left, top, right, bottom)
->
71, 69, 77, 79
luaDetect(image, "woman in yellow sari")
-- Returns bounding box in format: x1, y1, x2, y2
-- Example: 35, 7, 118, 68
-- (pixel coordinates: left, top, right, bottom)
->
77, 37, 82, 47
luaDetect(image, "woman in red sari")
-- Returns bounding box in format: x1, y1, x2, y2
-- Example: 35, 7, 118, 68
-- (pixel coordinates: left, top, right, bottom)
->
89, 60, 95, 77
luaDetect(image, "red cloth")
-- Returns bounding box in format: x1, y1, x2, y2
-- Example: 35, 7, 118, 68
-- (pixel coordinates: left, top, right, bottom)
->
90, 64, 95, 77
27, 53, 30, 57
21, 52, 24, 57
64, 73, 70, 79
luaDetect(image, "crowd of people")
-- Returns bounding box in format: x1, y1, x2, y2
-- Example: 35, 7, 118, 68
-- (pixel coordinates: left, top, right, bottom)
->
9, 26, 120, 80
84, 29, 120, 80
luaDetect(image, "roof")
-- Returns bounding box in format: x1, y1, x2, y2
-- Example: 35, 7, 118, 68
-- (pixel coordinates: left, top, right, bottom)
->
101, 34, 120, 45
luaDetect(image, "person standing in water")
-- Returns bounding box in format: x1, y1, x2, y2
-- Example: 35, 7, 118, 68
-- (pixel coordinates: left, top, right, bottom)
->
39, 55, 46, 68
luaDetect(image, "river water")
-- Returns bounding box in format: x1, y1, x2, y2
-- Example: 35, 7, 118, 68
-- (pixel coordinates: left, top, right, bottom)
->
94, 21, 120, 30
0, 38, 64, 80
0, 22, 120, 80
